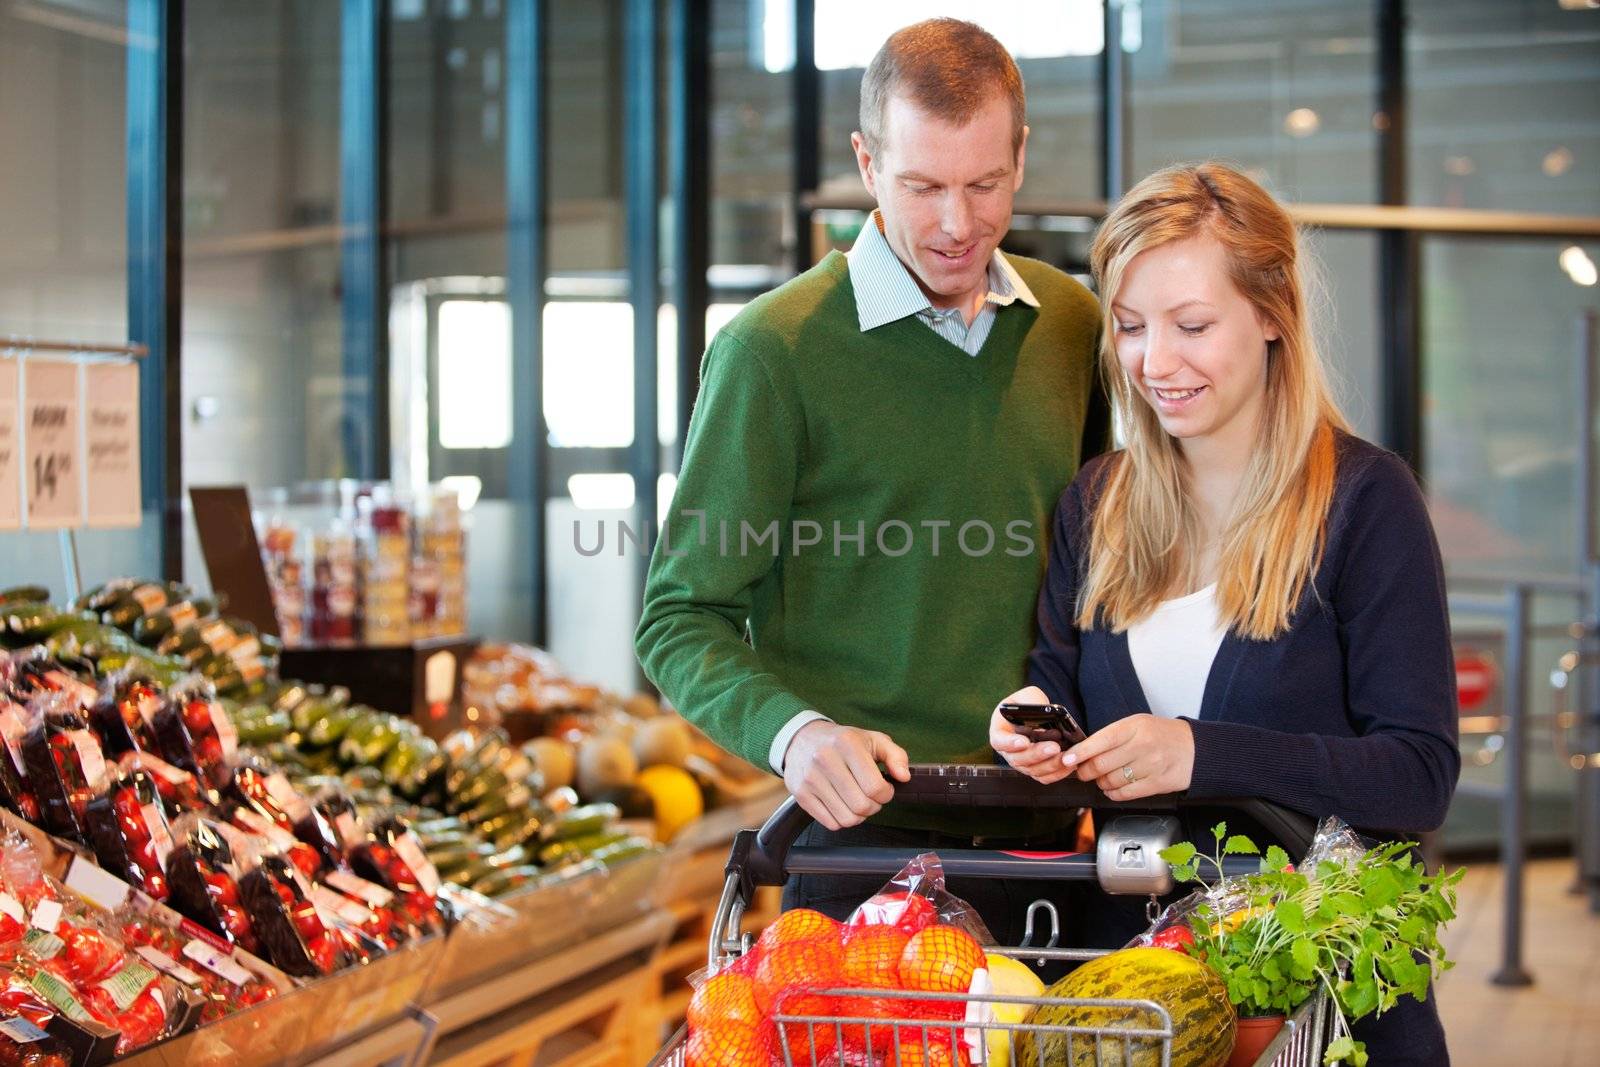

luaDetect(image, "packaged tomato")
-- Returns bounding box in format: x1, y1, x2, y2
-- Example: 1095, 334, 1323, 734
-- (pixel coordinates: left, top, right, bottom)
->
18, 694, 107, 841
226, 763, 324, 881
149, 681, 237, 793
0, 696, 39, 825
87, 672, 162, 760
348, 816, 444, 935
81, 767, 174, 902
112, 898, 277, 1026
238, 853, 350, 978
115, 750, 207, 821
162, 817, 258, 954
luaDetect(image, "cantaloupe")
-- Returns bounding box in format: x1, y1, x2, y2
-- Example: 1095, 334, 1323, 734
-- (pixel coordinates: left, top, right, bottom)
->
1017, 948, 1235, 1067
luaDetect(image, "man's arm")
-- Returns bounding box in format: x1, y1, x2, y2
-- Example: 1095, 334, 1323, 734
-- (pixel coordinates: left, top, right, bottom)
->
634, 331, 812, 769
635, 330, 909, 828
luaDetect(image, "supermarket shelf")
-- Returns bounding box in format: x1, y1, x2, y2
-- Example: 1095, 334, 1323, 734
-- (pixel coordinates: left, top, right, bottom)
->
424, 909, 675, 1037
421, 951, 659, 1067
303, 1013, 433, 1067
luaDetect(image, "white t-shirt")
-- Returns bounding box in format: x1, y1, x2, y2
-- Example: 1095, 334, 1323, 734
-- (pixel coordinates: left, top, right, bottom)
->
1126, 584, 1228, 719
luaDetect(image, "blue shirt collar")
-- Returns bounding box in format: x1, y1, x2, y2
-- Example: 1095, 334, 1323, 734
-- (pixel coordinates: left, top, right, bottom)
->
844, 209, 1039, 333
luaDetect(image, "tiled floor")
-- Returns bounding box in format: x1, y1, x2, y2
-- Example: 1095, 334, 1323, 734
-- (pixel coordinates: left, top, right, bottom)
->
1435, 859, 1600, 1066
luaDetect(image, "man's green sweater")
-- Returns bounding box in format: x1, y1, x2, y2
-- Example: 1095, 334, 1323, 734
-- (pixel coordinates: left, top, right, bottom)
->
635, 250, 1102, 826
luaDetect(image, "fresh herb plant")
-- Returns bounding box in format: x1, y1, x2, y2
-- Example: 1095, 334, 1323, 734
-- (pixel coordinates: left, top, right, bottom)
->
1159, 824, 1462, 1067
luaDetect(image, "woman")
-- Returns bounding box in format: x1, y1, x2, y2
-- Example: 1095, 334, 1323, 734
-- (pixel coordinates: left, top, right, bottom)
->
990, 163, 1457, 1064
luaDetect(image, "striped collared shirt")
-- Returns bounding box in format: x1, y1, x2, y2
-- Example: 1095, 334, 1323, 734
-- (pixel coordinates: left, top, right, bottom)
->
845, 209, 1040, 356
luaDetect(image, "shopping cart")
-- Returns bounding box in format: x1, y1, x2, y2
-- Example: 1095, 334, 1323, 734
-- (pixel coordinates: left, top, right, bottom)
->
648, 764, 1337, 1067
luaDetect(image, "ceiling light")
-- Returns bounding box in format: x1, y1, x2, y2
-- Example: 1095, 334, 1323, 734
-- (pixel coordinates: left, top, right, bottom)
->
1544, 146, 1574, 177
1557, 0, 1598, 11
1284, 108, 1321, 138
1445, 156, 1476, 176
1560, 246, 1598, 287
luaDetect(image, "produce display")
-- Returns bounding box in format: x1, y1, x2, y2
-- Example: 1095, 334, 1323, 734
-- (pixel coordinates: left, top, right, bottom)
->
0, 577, 775, 1065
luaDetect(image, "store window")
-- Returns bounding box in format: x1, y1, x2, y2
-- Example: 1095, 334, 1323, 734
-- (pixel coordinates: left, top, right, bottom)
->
1422, 236, 1598, 576
0, 0, 157, 589
1127, 0, 1378, 204
1409, 0, 1600, 216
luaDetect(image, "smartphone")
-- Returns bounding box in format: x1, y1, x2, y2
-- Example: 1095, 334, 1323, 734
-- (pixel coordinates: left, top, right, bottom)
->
998, 701, 1089, 747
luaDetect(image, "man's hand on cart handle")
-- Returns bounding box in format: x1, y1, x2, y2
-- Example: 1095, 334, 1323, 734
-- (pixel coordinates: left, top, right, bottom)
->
783, 721, 912, 830
1063, 714, 1196, 801
990, 685, 1080, 785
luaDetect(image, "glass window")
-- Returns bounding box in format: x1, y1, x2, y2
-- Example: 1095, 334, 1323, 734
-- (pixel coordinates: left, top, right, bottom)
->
0, 1, 157, 589
1304, 229, 1381, 441
1422, 236, 1598, 576
1409, 0, 1600, 216
1128, 0, 1377, 204
713, 0, 793, 272
438, 300, 513, 450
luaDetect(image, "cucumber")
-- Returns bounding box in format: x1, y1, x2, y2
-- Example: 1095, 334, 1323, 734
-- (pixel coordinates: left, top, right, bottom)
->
413, 816, 467, 837
540, 804, 621, 844
537, 828, 631, 867
486, 845, 531, 870
0, 585, 51, 606
590, 837, 657, 867
471, 864, 542, 898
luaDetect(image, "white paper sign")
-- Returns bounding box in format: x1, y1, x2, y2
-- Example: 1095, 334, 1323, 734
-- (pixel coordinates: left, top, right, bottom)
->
0, 361, 18, 530
21, 360, 82, 528
84, 361, 141, 527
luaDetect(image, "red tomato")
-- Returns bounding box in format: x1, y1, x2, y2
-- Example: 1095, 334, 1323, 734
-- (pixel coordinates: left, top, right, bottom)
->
112, 788, 142, 822
287, 843, 321, 879
181, 700, 212, 733
1151, 924, 1196, 952
291, 904, 324, 942
60, 924, 120, 983
143, 870, 169, 902
305, 933, 338, 974
0, 912, 25, 945
118, 810, 151, 845
218, 902, 254, 946
202, 870, 239, 906
274, 881, 297, 907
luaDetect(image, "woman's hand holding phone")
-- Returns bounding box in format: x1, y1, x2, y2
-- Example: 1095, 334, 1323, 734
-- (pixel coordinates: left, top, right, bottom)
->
990, 686, 1080, 785
1061, 714, 1196, 801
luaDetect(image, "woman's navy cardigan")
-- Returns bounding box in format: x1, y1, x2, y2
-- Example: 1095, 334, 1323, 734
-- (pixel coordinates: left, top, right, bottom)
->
1026, 432, 1459, 1065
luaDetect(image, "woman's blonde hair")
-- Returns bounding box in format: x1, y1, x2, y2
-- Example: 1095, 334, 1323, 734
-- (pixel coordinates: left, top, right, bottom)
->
1079, 162, 1350, 641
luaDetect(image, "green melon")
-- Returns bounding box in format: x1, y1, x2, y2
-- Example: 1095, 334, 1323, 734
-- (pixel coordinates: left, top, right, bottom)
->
1016, 947, 1236, 1067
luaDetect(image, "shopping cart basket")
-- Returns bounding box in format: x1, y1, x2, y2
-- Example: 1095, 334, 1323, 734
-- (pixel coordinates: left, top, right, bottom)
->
648, 764, 1337, 1067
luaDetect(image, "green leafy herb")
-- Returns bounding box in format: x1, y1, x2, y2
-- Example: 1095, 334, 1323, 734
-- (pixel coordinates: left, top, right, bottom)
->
1158, 826, 1461, 1066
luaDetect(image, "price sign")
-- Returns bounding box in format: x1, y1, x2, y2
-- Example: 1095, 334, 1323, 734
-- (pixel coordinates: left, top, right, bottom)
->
21, 360, 82, 528
84, 361, 141, 527
0, 360, 17, 530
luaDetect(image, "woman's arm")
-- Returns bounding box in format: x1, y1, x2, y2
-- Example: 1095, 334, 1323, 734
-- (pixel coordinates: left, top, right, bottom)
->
1026, 470, 1095, 704
1185, 454, 1462, 832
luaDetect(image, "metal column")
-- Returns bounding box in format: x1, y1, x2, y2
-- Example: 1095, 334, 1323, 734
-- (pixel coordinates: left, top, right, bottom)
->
340, 0, 388, 480
625, 0, 661, 672
127, 0, 184, 581
669, 0, 710, 459
1376, 0, 1423, 472
506, 0, 550, 645
1491, 584, 1534, 986
1099, 0, 1128, 200
792, 0, 819, 270
1579, 310, 1600, 910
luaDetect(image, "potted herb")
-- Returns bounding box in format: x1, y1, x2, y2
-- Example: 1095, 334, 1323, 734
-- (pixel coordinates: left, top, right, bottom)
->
1159, 823, 1462, 1067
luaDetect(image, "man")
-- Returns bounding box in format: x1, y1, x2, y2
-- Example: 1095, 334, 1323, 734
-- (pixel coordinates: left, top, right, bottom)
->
635, 18, 1106, 939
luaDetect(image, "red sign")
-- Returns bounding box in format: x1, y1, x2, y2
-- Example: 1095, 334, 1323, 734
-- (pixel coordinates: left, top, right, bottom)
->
1456, 651, 1498, 712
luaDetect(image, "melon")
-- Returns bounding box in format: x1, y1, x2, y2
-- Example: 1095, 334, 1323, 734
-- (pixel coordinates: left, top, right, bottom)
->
575, 736, 638, 798
1017, 947, 1235, 1067
632, 715, 693, 768
523, 737, 576, 792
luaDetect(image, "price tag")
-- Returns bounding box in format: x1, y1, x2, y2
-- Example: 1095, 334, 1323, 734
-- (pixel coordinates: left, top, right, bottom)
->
234, 809, 296, 851
211, 703, 239, 762
29, 898, 63, 934
20, 359, 82, 528
65, 857, 131, 911
0, 705, 26, 775
265, 773, 311, 822
0, 892, 24, 924
0, 1016, 50, 1043
22, 928, 64, 959
310, 884, 374, 926
99, 959, 158, 1011
27, 970, 91, 1023
182, 938, 253, 987
394, 831, 441, 895
144, 803, 175, 869
325, 870, 394, 908
0, 359, 18, 531
66, 729, 107, 790
134, 945, 205, 987
334, 812, 362, 850
83, 361, 141, 528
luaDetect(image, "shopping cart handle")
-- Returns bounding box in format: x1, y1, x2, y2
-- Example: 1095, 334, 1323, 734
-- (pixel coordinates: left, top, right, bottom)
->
727, 765, 1318, 898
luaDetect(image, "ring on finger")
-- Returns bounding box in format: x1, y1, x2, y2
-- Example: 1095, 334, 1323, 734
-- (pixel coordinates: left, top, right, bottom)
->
1121, 764, 1136, 784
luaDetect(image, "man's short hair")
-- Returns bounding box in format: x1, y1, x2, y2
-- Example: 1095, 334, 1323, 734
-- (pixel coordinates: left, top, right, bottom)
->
859, 18, 1026, 159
